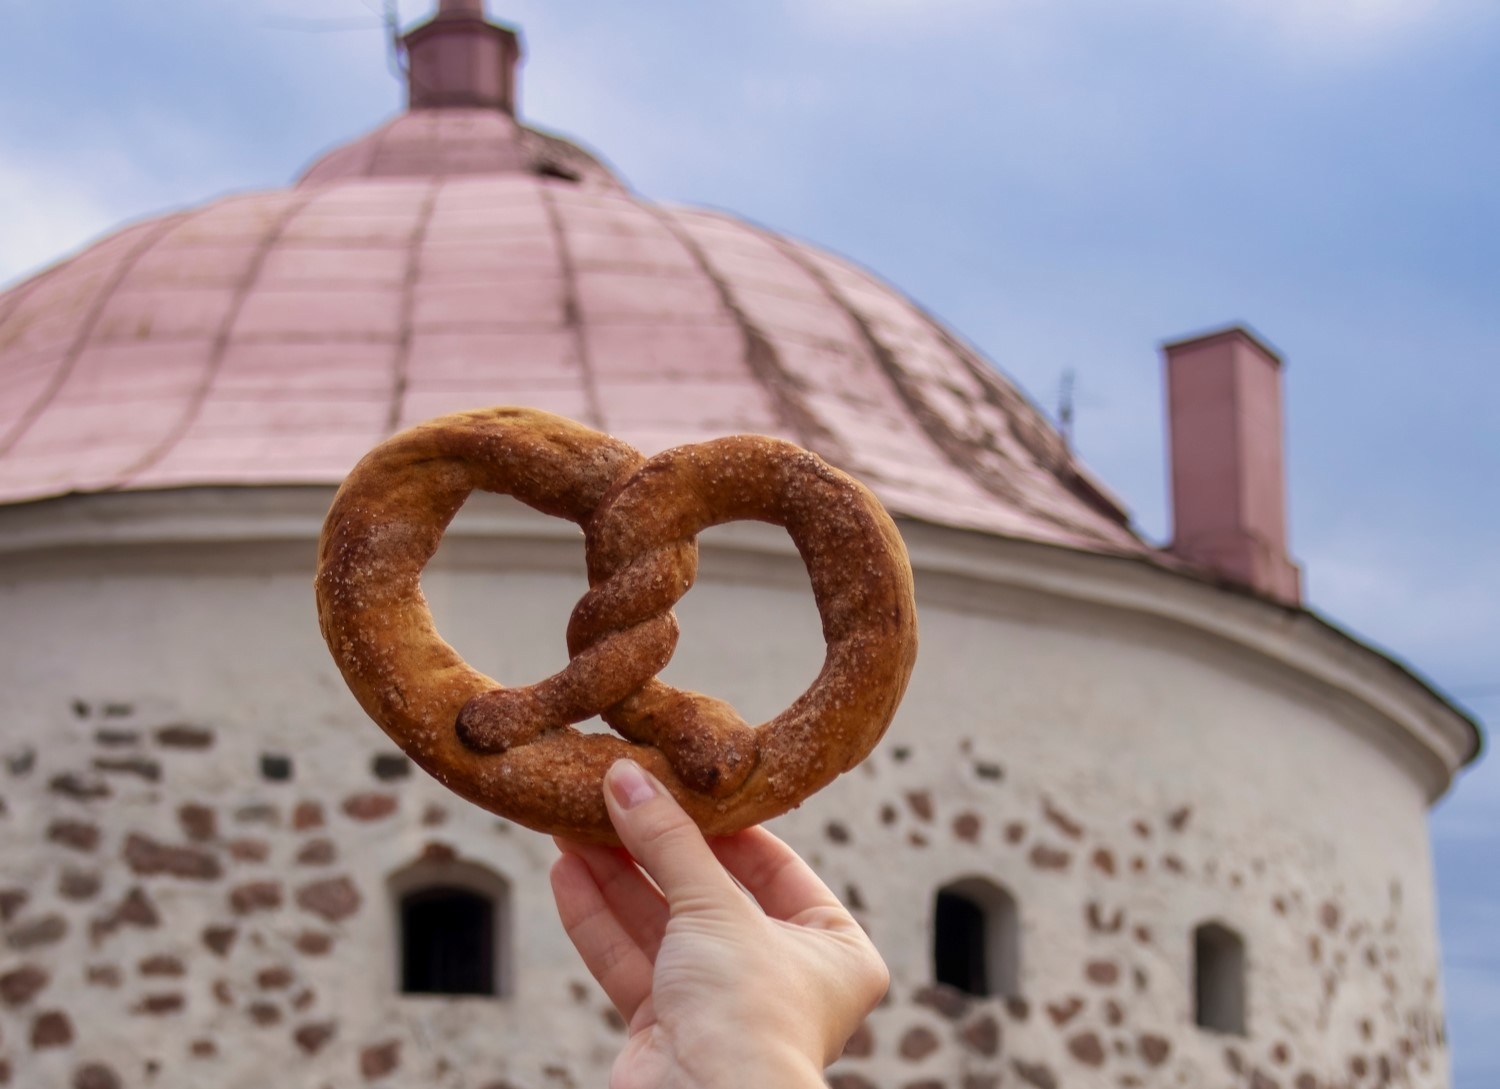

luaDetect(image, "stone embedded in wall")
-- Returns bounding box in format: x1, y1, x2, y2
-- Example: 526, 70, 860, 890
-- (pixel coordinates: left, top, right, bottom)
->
49, 773, 110, 801
58, 870, 101, 901
124, 834, 222, 880
155, 725, 214, 750
292, 801, 325, 830
1167, 805, 1192, 830
343, 793, 397, 821
257, 967, 294, 990
7, 914, 67, 950
825, 821, 851, 844
296, 876, 361, 922
133, 993, 186, 1015
295, 930, 333, 956
1090, 848, 1115, 876
952, 812, 981, 842
48, 819, 100, 852
361, 1040, 401, 1079
73, 1063, 122, 1089
202, 925, 237, 956
296, 839, 336, 866
228, 839, 270, 863
31, 1009, 74, 1048
229, 881, 284, 915
94, 729, 138, 747
828, 1075, 877, 1089
139, 955, 185, 977
294, 1021, 337, 1054
1046, 997, 1083, 1026
1086, 901, 1124, 933
0, 965, 48, 1006
905, 791, 934, 821
0, 889, 27, 922
190, 1040, 217, 1058
1084, 960, 1119, 986
914, 984, 970, 1020
1066, 1032, 1105, 1066
1011, 1059, 1057, 1088
86, 965, 122, 987
234, 803, 278, 826
1042, 799, 1084, 840
1028, 844, 1070, 871
898, 1026, 939, 1061
960, 1014, 1000, 1057
178, 804, 217, 842
247, 1001, 281, 1026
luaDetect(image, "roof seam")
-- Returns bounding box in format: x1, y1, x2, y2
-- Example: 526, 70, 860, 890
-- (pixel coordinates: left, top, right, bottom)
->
648, 208, 832, 456
110, 193, 322, 488
762, 229, 1131, 544
0, 213, 191, 460
539, 184, 605, 429
384, 180, 445, 434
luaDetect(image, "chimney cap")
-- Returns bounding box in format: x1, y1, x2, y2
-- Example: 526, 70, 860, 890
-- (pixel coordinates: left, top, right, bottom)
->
1161, 323, 1284, 366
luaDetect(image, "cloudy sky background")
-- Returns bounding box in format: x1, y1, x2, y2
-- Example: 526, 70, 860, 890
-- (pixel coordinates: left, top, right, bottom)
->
2, 0, 1496, 1081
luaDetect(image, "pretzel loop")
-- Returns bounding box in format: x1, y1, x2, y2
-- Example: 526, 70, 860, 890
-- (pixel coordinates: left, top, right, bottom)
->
316, 407, 918, 844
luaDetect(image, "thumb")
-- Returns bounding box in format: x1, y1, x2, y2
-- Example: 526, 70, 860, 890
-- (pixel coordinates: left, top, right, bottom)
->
604, 759, 742, 915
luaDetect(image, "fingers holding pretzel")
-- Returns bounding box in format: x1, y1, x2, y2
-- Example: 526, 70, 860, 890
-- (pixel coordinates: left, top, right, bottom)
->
315, 407, 918, 844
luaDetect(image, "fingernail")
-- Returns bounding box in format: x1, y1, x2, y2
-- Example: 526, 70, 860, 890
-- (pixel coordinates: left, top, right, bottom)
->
607, 759, 657, 810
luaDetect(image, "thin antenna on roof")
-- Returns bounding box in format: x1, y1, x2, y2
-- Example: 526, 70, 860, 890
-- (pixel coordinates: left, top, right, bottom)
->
1058, 368, 1077, 448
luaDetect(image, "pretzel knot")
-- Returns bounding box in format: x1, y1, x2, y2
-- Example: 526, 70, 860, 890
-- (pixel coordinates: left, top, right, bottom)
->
315, 406, 918, 844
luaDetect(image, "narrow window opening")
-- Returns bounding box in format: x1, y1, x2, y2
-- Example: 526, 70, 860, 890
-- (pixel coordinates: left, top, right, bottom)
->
933, 878, 1019, 998
401, 886, 495, 996
1194, 921, 1246, 1034
534, 162, 581, 183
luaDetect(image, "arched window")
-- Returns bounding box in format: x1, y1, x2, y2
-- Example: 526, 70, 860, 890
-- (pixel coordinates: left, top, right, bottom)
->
1194, 921, 1246, 1034
933, 877, 1020, 998
390, 857, 510, 998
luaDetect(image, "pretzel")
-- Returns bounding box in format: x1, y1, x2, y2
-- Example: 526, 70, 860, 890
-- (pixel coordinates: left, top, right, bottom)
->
315, 406, 918, 844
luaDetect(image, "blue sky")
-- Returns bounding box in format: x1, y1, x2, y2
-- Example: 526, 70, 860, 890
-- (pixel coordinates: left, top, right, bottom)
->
2, 0, 1496, 1081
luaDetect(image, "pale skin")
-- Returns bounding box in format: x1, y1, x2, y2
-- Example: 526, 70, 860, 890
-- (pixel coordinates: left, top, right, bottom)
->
550, 759, 890, 1089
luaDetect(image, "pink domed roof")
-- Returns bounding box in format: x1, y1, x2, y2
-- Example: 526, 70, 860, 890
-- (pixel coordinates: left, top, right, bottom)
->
0, 5, 1146, 558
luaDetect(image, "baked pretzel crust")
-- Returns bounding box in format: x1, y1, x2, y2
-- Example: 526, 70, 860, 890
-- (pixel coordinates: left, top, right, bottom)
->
315, 407, 918, 843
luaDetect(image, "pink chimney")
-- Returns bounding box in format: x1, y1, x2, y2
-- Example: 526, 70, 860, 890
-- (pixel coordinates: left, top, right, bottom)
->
1162, 325, 1302, 605
403, 0, 522, 114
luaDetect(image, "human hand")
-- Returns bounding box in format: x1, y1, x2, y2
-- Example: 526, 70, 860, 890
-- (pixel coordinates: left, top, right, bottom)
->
550, 759, 889, 1089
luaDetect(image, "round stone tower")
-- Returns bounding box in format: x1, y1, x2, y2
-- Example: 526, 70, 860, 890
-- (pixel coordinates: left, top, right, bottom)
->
0, 4, 1478, 1088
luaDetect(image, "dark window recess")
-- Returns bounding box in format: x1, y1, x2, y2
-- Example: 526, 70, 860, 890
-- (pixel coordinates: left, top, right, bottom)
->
372, 753, 411, 781
1194, 922, 1247, 1034
934, 890, 988, 995
534, 162, 581, 183
401, 887, 495, 996
260, 754, 293, 782
933, 880, 1020, 998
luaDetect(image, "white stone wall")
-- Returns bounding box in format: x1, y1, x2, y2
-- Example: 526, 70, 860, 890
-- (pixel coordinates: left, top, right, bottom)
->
0, 489, 1461, 1089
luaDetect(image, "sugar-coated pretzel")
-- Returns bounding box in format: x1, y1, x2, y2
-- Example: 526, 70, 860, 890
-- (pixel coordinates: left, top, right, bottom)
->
315, 406, 918, 844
